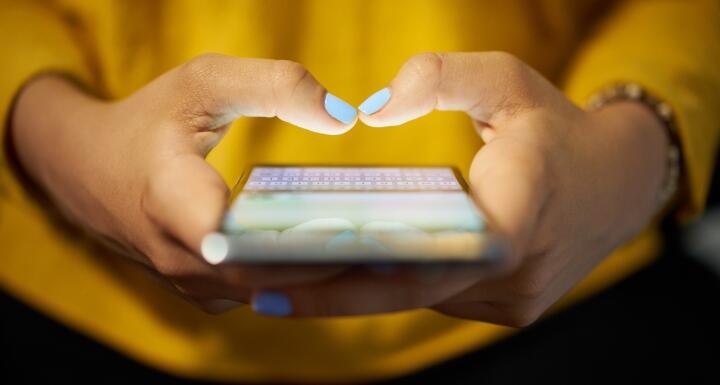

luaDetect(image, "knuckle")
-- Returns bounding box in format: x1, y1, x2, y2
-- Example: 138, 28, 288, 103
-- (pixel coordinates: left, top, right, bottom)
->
404, 52, 444, 81
486, 51, 532, 96
273, 60, 310, 93
483, 51, 538, 112
274, 60, 309, 82
176, 54, 228, 122
270, 60, 311, 117
487, 51, 526, 76
181, 53, 225, 82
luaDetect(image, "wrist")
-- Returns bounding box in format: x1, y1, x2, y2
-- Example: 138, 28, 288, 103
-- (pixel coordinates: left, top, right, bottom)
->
10, 75, 107, 190
586, 83, 682, 213
597, 100, 669, 153
587, 100, 672, 216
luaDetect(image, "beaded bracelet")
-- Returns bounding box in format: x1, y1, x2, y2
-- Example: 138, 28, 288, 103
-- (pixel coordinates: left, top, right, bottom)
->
586, 83, 682, 211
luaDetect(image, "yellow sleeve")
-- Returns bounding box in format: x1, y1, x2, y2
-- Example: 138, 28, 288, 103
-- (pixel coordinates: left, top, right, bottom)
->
563, 0, 720, 220
0, 0, 92, 158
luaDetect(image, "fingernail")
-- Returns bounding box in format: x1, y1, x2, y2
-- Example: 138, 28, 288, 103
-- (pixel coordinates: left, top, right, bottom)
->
252, 292, 292, 317
359, 87, 391, 115
201, 233, 229, 265
324, 93, 357, 124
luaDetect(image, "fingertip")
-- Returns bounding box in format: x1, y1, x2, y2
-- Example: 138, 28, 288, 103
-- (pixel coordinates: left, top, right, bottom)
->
201, 232, 229, 265
358, 87, 391, 116
358, 87, 425, 128
300, 92, 356, 135
325, 120, 356, 136
358, 110, 406, 128
324, 92, 357, 125
358, 87, 398, 127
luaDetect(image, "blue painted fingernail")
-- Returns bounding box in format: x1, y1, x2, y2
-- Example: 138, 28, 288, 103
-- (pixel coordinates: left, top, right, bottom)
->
359, 87, 391, 115
324, 93, 357, 124
252, 292, 292, 316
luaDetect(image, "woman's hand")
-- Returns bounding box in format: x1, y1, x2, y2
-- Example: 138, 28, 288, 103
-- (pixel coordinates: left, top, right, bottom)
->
251, 52, 670, 326
10, 54, 357, 312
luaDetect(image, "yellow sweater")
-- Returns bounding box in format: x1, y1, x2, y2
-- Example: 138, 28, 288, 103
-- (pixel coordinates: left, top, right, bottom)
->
1, 0, 719, 383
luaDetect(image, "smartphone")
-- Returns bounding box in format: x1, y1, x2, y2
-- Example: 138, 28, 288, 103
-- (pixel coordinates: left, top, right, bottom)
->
201, 165, 500, 265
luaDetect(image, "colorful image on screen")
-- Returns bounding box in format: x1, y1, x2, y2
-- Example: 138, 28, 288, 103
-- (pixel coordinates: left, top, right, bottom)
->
205, 167, 489, 263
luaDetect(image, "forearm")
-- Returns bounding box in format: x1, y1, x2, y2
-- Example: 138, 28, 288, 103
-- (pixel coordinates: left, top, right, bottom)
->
563, 0, 720, 218
10, 75, 108, 194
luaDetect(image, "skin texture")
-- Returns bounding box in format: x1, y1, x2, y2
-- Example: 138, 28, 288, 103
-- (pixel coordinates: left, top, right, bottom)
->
10, 55, 355, 312
10, 52, 669, 325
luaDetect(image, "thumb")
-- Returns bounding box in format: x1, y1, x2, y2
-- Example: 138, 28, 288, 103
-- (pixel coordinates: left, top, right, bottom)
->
168, 54, 358, 135
143, 55, 361, 253
358, 52, 547, 127
468, 136, 550, 269
142, 153, 229, 254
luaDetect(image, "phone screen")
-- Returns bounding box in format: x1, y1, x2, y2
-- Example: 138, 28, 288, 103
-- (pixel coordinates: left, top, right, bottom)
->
202, 166, 494, 264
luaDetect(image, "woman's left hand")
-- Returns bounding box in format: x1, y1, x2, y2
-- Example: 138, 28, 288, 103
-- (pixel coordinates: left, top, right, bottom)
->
251, 52, 670, 326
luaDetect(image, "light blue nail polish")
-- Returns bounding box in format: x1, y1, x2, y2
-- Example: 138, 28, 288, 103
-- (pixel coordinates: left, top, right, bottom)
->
324, 93, 357, 124
358, 87, 391, 115
253, 292, 292, 316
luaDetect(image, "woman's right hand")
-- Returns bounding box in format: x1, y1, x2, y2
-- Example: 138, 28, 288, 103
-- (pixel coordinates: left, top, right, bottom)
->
9, 54, 356, 312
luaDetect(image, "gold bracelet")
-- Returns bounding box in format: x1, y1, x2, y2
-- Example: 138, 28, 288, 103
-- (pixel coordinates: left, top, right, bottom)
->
586, 83, 682, 211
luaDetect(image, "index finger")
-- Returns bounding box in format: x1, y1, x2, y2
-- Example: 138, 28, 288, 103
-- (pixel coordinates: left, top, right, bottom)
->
358, 51, 555, 127
167, 54, 358, 135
